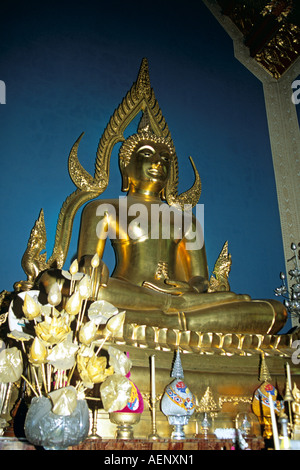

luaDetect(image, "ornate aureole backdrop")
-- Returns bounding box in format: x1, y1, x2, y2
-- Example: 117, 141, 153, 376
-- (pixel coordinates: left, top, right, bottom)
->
0, 1, 288, 329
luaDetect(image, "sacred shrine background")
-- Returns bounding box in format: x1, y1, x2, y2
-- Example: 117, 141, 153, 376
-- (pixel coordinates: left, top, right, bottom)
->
0, 0, 300, 452
1, 0, 299, 324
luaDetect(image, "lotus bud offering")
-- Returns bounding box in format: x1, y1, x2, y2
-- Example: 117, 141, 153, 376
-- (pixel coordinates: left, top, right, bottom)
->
100, 374, 132, 412
86, 355, 113, 383
69, 259, 79, 275
29, 337, 48, 366
47, 283, 62, 307
0, 347, 23, 383
91, 253, 100, 268
78, 275, 92, 299
104, 311, 125, 336
22, 294, 41, 320
78, 320, 98, 345
108, 346, 132, 376
49, 386, 78, 416
65, 291, 82, 316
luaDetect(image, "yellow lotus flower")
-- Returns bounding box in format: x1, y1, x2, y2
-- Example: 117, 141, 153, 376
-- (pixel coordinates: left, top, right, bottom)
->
35, 315, 71, 345
77, 353, 113, 388
86, 355, 114, 384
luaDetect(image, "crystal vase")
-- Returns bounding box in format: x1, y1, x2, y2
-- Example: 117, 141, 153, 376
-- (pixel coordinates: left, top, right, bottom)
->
24, 396, 90, 450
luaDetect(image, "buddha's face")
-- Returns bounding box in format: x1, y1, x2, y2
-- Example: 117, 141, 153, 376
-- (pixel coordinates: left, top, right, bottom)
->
125, 140, 171, 194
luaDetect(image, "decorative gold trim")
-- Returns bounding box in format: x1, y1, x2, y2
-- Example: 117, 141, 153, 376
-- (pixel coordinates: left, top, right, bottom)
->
108, 322, 298, 357
208, 241, 231, 292
218, 395, 252, 408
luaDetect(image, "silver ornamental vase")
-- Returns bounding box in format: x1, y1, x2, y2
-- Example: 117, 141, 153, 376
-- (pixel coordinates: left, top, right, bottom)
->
161, 349, 196, 440
24, 396, 90, 450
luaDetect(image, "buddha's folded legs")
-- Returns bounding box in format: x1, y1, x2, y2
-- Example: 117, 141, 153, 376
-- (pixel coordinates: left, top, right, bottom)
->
182, 299, 287, 334
38, 271, 287, 335
97, 278, 287, 334
123, 299, 287, 334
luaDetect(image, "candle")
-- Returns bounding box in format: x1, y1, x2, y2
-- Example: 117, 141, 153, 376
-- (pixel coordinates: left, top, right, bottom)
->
149, 354, 160, 439
151, 355, 156, 402
286, 362, 292, 391
268, 392, 280, 450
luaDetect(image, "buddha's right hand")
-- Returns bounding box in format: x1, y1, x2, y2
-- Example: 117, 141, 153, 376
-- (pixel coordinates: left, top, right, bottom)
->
143, 278, 194, 295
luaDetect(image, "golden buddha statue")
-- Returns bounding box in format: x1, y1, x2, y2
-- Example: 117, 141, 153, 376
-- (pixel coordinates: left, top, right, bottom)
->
22, 59, 286, 336
74, 133, 286, 334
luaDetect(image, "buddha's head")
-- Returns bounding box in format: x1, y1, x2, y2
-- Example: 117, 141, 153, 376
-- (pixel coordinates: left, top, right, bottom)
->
119, 130, 175, 197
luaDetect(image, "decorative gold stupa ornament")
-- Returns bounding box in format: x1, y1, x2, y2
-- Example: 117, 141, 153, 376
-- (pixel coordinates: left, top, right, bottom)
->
195, 386, 220, 437
252, 353, 283, 440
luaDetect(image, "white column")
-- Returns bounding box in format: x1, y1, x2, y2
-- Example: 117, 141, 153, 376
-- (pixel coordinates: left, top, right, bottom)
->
262, 69, 300, 275
203, 1, 300, 324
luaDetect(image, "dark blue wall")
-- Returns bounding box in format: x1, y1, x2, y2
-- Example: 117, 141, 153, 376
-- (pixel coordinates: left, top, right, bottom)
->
0, 1, 288, 329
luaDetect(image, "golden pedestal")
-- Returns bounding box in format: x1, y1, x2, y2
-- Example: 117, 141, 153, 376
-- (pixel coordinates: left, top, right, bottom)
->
93, 326, 300, 440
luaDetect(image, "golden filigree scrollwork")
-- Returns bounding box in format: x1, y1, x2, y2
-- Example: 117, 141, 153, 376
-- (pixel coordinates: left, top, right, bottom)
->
292, 383, 300, 439
155, 262, 169, 280
197, 386, 220, 414
208, 241, 232, 292
255, 23, 300, 79
261, 0, 293, 23
0, 290, 9, 326
15, 209, 48, 291
219, 395, 252, 408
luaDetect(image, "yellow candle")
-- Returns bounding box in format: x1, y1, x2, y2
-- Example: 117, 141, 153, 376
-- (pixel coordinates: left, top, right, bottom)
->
268, 392, 280, 450
286, 362, 292, 391
151, 355, 156, 402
